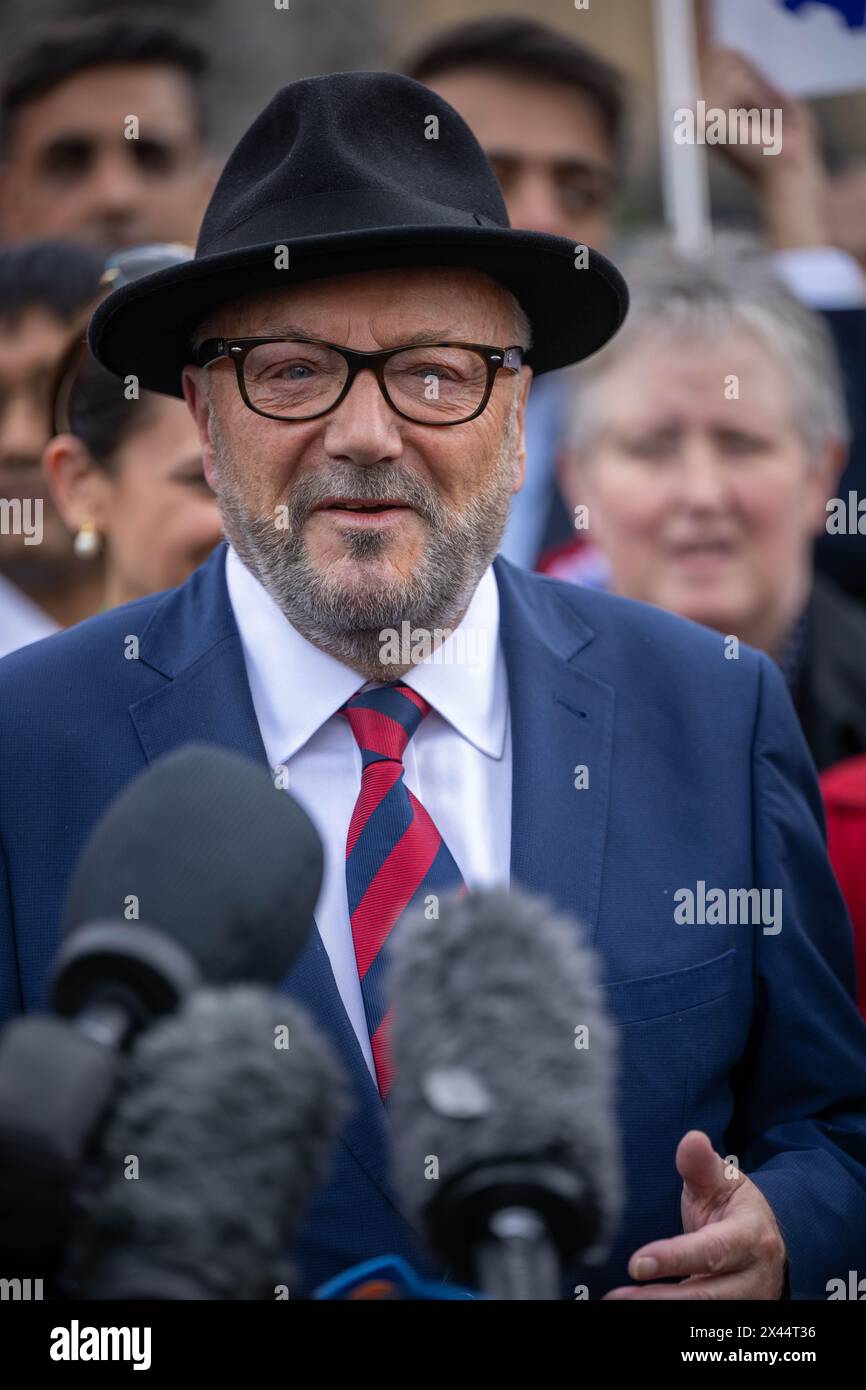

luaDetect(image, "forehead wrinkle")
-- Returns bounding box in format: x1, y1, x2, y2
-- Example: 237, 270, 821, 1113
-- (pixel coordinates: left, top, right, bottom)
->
223, 321, 331, 340
216, 320, 470, 349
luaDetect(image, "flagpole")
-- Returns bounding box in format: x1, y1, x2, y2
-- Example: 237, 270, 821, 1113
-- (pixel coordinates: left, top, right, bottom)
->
652, 0, 713, 251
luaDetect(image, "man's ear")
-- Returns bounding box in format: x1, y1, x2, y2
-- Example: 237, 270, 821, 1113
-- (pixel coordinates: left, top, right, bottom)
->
182, 365, 219, 491
511, 365, 533, 494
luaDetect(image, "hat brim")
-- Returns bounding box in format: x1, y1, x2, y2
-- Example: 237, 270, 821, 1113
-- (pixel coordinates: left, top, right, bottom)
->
88, 224, 628, 396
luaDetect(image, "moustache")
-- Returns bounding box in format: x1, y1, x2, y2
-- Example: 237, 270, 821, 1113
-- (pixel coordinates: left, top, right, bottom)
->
287, 467, 444, 529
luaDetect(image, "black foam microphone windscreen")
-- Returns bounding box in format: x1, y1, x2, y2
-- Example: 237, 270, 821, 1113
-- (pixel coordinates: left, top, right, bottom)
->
1, 746, 323, 1272
62, 743, 323, 989
389, 887, 623, 1279
65, 985, 346, 1299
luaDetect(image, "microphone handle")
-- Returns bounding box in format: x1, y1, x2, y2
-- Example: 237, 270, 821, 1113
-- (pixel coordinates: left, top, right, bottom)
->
0, 1016, 123, 1265
475, 1206, 562, 1300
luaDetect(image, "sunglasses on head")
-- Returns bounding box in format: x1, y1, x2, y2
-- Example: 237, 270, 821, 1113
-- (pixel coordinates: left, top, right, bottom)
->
51, 243, 195, 435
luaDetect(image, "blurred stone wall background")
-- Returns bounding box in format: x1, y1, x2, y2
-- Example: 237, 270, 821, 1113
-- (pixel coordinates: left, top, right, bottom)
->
0, 0, 862, 240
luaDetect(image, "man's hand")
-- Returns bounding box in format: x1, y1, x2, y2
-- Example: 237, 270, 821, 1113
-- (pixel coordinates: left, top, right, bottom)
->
602, 1130, 788, 1300
825, 161, 866, 272
699, 47, 828, 249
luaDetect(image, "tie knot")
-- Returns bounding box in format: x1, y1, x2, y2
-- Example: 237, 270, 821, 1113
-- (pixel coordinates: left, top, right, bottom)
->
339, 682, 430, 763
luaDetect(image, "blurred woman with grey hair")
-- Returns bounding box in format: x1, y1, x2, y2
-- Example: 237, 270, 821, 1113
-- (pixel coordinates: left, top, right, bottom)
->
548, 235, 866, 772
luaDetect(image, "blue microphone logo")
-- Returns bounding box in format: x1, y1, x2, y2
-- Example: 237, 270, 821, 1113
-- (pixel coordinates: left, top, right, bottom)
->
782, 0, 866, 28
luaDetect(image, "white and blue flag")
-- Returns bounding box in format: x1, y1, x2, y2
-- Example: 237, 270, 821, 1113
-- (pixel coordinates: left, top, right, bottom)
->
711, 0, 866, 95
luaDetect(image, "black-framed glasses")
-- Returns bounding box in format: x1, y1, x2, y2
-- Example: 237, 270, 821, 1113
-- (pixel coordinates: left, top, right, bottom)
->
195, 337, 524, 426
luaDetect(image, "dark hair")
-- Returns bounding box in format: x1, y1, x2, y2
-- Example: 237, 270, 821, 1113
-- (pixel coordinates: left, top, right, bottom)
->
0, 240, 105, 324
405, 16, 627, 162
0, 15, 209, 156
65, 350, 158, 474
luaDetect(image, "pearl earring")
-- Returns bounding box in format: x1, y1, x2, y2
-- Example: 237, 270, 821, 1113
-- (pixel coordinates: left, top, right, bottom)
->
74, 521, 102, 559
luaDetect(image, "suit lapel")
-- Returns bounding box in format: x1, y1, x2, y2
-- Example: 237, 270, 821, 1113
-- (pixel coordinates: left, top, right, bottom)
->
127, 546, 397, 1206
495, 557, 614, 948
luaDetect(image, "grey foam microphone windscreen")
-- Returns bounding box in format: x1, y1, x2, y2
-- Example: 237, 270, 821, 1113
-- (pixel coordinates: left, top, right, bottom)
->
389, 886, 623, 1263
63, 744, 324, 987
66, 986, 346, 1299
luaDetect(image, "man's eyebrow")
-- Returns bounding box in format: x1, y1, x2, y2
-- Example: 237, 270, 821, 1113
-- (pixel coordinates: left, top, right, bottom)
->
486, 149, 615, 181
38, 134, 95, 154
41, 133, 91, 146
552, 158, 617, 186
220, 323, 313, 339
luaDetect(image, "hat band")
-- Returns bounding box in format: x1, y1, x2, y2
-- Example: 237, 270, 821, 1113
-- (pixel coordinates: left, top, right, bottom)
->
203, 188, 505, 254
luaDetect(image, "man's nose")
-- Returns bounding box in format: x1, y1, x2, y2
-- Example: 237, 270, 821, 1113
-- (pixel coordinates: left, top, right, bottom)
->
0, 398, 49, 465
86, 149, 148, 216
321, 368, 404, 465
506, 169, 570, 239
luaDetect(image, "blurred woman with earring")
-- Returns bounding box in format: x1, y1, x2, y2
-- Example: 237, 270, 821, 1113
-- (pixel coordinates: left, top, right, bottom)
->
45, 349, 222, 611
43, 244, 223, 612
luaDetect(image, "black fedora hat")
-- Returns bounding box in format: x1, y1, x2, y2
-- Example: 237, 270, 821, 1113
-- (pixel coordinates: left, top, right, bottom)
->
89, 70, 628, 395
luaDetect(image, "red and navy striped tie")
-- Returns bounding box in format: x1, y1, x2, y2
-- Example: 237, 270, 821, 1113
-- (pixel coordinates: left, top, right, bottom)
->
339, 682, 466, 1099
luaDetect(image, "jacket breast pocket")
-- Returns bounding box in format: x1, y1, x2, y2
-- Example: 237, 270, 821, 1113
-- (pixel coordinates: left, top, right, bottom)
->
601, 949, 739, 1247
603, 948, 738, 1026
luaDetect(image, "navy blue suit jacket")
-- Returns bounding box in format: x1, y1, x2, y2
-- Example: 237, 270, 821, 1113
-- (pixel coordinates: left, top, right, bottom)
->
1, 545, 865, 1297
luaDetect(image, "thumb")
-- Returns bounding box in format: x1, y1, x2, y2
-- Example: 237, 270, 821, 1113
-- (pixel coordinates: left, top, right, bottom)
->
676, 1129, 729, 1204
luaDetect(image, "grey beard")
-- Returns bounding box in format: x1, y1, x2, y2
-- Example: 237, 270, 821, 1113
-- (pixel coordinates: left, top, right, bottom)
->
213, 402, 520, 681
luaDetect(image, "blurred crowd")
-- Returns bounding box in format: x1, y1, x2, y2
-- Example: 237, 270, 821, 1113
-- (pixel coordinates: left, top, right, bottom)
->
0, 12, 864, 1013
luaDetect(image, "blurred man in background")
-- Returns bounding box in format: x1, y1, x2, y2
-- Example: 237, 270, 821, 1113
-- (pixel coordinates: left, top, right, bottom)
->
0, 16, 216, 249
408, 18, 866, 597
0, 240, 104, 656
407, 16, 622, 252
405, 16, 626, 567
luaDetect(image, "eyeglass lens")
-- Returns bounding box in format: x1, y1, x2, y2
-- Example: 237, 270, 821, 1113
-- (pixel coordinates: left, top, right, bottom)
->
241, 341, 490, 422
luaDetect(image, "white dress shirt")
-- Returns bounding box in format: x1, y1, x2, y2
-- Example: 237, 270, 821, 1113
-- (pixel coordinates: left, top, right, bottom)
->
0, 575, 59, 660
225, 544, 511, 1078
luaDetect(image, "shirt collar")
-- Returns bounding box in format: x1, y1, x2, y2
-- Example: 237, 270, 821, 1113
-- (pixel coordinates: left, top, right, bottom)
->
225, 545, 507, 766
399, 562, 505, 760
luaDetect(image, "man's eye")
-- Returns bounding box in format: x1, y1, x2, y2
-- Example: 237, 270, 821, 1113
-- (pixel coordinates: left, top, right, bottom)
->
39, 140, 93, 180
558, 179, 614, 214
406, 364, 458, 380
558, 181, 602, 213
277, 363, 317, 380
133, 140, 177, 175
488, 157, 518, 192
